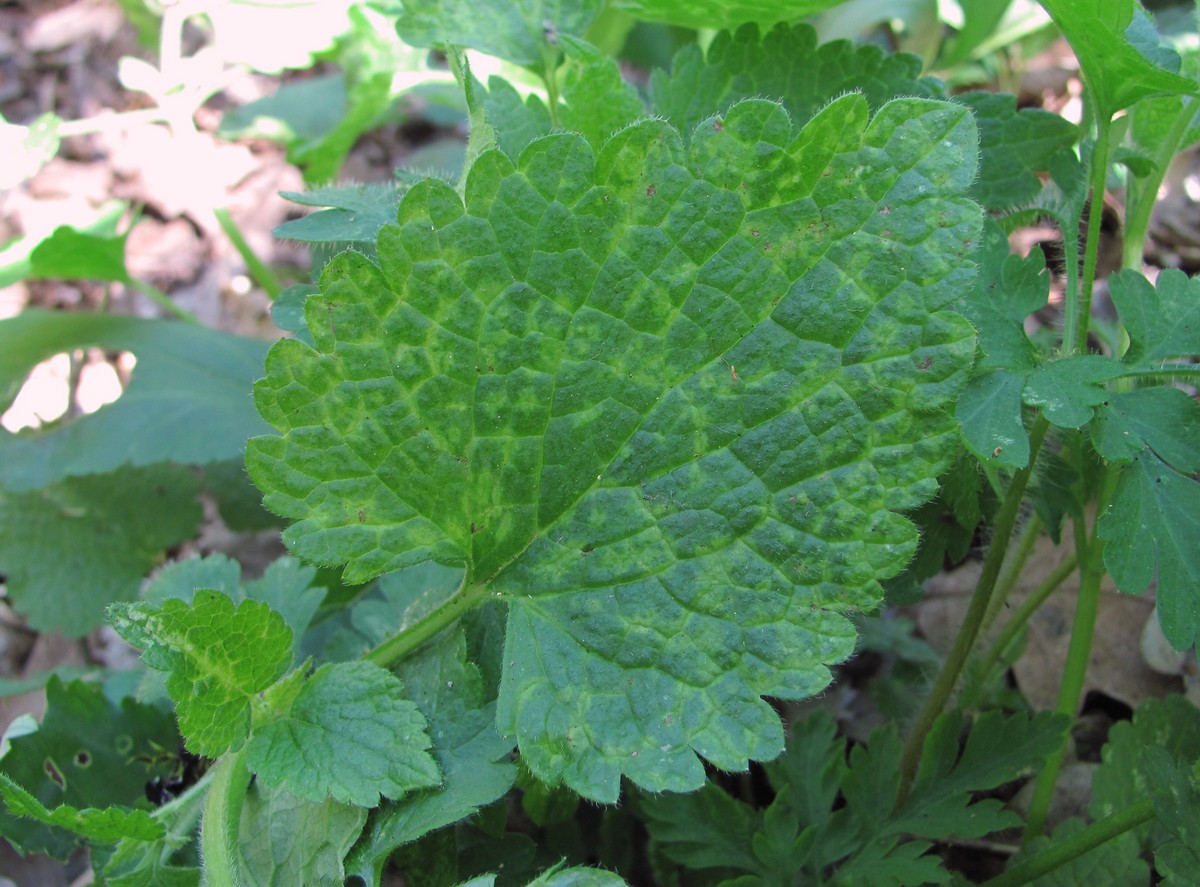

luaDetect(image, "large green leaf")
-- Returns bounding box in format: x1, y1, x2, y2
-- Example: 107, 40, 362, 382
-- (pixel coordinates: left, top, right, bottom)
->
1038, 0, 1197, 118
0, 464, 203, 635
0, 311, 270, 491
248, 94, 979, 801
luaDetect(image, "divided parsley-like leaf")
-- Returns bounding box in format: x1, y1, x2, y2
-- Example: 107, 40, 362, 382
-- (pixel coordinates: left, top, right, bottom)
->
248, 94, 979, 801
247, 660, 440, 806
110, 591, 293, 757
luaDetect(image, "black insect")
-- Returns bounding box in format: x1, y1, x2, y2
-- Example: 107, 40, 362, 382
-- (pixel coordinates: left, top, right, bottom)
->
143, 747, 208, 806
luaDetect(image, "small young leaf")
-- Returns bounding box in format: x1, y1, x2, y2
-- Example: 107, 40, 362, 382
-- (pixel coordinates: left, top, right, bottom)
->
559, 37, 647, 149
247, 660, 441, 806
1022, 355, 1125, 429
395, 0, 603, 67
345, 629, 517, 883
1090, 386, 1200, 471
110, 591, 294, 757
239, 780, 367, 887
1098, 450, 1200, 649
0, 464, 202, 636
1109, 269, 1200, 370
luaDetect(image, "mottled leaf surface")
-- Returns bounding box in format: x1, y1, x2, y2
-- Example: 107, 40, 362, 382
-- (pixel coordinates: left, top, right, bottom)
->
249, 94, 979, 800
110, 591, 293, 757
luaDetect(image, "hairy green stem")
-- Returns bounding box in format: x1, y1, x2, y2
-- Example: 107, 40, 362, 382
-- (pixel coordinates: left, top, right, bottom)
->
1066, 116, 1113, 356
214, 209, 283, 300
981, 514, 1044, 636
200, 748, 252, 887
898, 417, 1050, 799
365, 572, 490, 668
1022, 468, 1118, 840
987, 797, 1155, 887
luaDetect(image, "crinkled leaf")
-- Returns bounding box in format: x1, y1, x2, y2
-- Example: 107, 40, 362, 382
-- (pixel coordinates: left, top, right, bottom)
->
1091, 386, 1200, 472
110, 591, 293, 757
0, 310, 270, 490
618, 0, 841, 30
144, 555, 324, 660
0, 773, 162, 844
479, 74, 554, 161
239, 780, 367, 887
0, 678, 180, 859
956, 370, 1030, 468
1109, 268, 1200, 370
249, 94, 979, 801
1098, 450, 1200, 649
1038, 0, 1197, 118
958, 91, 1079, 211
1023, 355, 1125, 429
345, 628, 516, 884
395, 0, 603, 67
650, 23, 943, 139
893, 710, 1068, 839
1011, 818, 1148, 887
248, 660, 440, 806
0, 464, 202, 635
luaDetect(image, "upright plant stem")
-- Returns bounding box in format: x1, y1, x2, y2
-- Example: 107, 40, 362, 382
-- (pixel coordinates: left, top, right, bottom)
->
200, 748, 252, 887
1022, 468, 1119, 840
898, 417, 1050, 799
1065, 116, 1112, 356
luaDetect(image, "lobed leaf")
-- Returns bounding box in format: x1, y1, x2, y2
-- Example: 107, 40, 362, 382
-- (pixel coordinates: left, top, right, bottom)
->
958, 92, 1079, 211
0, 773, 162, 844
1098, 450, 1200, 650
110, 591, 294, 757
248, 94, 980, 801
1090, 386, 1200, 472
1022, 355, 1125, 429
247, 660, 441, 806
1109, 268, 1200, 370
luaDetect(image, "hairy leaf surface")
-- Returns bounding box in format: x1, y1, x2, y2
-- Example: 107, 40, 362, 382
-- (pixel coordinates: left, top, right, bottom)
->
248, 95, 979, 800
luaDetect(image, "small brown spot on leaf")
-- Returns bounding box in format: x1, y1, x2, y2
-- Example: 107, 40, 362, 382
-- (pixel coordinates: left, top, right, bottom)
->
713, 119, 723, 131
357, 509, 366, 522
918, 357, 932, 370
992, 446, 1004, 458
646, 184, 656, 197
